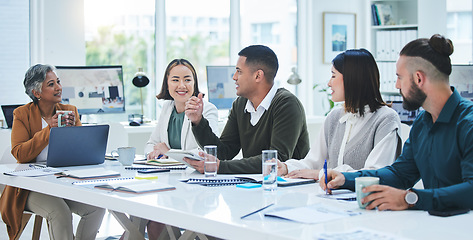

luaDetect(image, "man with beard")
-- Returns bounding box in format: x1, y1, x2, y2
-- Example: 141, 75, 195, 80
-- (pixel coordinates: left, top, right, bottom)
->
320, 34, 473, 212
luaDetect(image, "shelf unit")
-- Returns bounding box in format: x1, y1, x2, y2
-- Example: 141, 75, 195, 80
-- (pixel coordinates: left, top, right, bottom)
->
370, 0, 419, 101
369, 0, 448, 102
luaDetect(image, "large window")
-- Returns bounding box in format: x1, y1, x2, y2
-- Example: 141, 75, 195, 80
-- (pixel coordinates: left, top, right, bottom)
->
165, 0, 230, 97
0, 0, 30, 108
447, 0, 472, 64
240, 0, 298, 94
84, 0, 156, 120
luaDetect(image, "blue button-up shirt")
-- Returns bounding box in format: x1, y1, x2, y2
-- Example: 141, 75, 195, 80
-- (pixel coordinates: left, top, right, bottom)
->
342, 88, 473, 211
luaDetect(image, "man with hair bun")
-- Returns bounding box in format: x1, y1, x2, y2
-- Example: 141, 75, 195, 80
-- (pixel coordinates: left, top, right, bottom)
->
320, 34, 473, 212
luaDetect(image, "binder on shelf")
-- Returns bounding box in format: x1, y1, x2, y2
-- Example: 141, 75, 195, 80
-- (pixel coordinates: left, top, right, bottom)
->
376, 31, 383, 59
385, 31, 392, 60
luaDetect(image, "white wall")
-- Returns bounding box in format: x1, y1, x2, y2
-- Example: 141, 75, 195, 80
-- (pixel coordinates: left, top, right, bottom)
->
300, 0, 367, 116
30, 0, 85, 65
418, 0, 447, 38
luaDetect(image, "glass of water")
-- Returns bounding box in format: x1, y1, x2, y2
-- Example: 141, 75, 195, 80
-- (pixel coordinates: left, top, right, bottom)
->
262, 150, 278, 191
204, 145, 218, 177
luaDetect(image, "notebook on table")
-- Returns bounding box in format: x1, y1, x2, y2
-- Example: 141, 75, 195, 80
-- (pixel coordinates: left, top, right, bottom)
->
94, 179, 176, 194
46, 125, 109, 167
55, 168, 120, 180
181, 175, 316, 187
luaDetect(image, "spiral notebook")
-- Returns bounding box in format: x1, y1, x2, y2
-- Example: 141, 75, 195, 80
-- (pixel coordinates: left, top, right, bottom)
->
4, 165, 62, 177
182, 176, 258, 187
72, 177, 135, 185
55, 169, 120, 180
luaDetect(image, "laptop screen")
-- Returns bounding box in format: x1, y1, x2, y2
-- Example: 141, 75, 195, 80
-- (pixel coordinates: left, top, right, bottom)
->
1, 104, 23, 128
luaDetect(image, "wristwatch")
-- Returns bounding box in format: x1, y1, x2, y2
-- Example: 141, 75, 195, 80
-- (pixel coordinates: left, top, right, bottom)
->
405, 188, 418, 208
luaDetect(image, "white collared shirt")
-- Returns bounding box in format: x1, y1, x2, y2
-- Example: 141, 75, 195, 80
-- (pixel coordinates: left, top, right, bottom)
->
35, 118, 49, 163
285, 105, 399, 176
244, 85, 278, 126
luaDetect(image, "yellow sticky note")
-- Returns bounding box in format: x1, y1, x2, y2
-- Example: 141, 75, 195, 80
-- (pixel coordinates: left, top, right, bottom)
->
135, 176, 158, 180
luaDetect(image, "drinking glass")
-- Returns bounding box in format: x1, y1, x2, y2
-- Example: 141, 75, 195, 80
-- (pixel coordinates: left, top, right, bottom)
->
262, 150, 278, 191
204, 145, 218, 177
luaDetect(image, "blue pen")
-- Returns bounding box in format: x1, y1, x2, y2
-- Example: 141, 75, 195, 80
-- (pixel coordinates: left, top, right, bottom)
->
323, 159, 329, 195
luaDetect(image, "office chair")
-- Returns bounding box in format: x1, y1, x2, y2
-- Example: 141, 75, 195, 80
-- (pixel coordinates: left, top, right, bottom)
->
1, 146, 46, 240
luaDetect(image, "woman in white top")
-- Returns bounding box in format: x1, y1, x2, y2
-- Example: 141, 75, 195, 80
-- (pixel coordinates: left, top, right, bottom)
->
144, 59, 218, 159
278, 49, 401, 180
136, 59, 218, 240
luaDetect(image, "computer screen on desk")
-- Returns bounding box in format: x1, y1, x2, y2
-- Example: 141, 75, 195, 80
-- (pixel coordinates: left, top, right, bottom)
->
55, 65, 125, 115
206, 66, 236, 109
390, 101, 422, 125
450, 64, 473, 101
1, 104, 23, 128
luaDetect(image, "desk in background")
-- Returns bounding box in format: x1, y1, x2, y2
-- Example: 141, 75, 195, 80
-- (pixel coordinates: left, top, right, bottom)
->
120, 121, 156, 154
0, 162, 471, 240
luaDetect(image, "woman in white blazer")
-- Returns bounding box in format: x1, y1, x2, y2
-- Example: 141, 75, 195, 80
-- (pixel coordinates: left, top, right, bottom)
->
144, 59, 218, 159
144, 99, 218, 157
139, 59, 218, 240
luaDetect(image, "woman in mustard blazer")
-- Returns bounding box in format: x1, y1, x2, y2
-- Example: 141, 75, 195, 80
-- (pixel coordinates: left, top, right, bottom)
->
0, 64, 105, 240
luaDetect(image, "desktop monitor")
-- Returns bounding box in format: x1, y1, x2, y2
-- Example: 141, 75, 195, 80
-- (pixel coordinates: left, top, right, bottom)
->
206, 66, 236, 109
449, 64, 473, 101
390, 101, 422, 125
55, 66, 125, 115
1, 104, 23, 128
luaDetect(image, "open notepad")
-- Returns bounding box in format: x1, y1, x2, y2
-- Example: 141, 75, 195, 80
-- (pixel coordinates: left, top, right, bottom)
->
4, 165, 62, 177
134, 159, 186, 168
165, 149, 203, 161
94, 178, 176, 194
264, 203, 361, 224
55, 169, 120, 180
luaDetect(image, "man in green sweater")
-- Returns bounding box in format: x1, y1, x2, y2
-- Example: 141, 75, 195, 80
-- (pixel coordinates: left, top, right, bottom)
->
185, 45, 310, 174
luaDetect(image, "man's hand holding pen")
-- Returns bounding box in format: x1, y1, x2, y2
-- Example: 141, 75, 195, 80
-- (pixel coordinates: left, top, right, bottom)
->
319, 169, 346, 195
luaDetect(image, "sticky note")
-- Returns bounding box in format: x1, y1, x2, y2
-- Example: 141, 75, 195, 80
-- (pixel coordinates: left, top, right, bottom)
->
236, 183, 262, 189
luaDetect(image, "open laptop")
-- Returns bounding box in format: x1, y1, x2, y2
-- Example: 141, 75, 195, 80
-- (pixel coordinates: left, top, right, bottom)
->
1, 104, 23, 128
47, 125, 110, 167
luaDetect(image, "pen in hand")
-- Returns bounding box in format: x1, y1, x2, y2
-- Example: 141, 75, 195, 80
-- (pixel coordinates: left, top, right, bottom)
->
323, 159, 330, 195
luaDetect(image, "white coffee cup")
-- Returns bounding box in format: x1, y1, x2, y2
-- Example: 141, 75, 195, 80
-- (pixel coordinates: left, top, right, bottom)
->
111, 147, 136, 166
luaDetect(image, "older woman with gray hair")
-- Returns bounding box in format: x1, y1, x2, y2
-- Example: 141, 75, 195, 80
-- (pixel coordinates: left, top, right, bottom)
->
0, 64, 105, 240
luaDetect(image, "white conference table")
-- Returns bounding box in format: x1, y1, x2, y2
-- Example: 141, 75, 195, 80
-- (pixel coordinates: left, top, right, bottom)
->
0, 162, 471, 240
